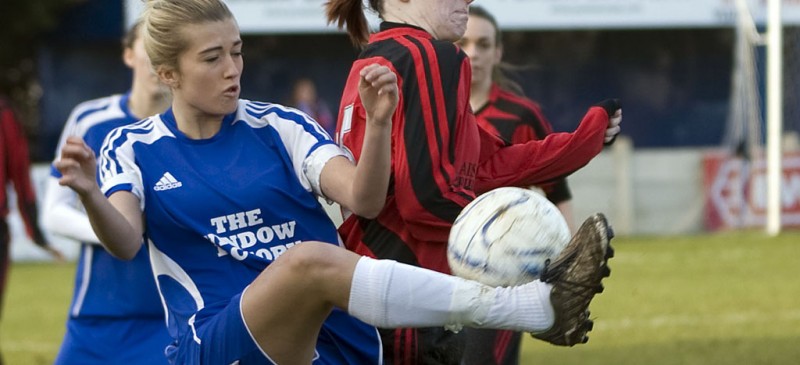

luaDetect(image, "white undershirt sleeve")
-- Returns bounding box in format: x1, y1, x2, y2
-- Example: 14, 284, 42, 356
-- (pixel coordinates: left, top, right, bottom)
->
41, 177, 102, 245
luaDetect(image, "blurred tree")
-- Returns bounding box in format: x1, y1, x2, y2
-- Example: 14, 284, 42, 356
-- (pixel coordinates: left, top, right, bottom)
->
0, 0, 84, 146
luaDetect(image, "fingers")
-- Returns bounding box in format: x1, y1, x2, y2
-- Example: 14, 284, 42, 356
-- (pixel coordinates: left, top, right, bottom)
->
609, 109, 622, 127
604, 126, 621, 143
604, 109, 622, 144
60, 136, 93, 159
59, 145, 90, 162
55, 159, 84, 188
54, 157, 83, 172
58, 137, 94, 168
54, 136, 97, 189
359, 63, 399, 125
359, 63, 383, 80
360, 64, 398, 95
373, 72, 398, 95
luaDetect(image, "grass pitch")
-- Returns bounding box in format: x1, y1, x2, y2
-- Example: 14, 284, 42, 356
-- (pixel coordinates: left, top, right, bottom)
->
1, 231, 799, 364
521, 231, 800, 365
0, 262, 73, 365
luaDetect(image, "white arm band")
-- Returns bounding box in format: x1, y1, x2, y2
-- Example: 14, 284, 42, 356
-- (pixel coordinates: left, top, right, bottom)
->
303, 144, 347, 200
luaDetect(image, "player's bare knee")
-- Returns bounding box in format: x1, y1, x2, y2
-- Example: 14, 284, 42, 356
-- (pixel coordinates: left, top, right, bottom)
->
272, 241, 340, 281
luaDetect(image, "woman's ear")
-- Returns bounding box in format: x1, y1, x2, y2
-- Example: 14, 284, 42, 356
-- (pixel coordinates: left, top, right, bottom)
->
122, 47, 135, 69
158, 67, 179, 89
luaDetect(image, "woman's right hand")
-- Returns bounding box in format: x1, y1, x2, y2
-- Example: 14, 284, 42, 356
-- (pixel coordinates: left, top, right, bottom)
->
54, 136, 99, 197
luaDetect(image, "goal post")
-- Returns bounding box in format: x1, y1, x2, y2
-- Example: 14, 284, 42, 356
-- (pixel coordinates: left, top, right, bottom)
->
765, 0, 783, 236
730, 0, 785, 235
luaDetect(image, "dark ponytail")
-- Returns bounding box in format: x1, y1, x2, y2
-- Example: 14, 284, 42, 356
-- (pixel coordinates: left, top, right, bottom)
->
325, 0, 378, 46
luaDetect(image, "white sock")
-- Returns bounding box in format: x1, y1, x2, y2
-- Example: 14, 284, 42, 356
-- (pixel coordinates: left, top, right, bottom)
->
482, 281, 555, 332
347, 257, 555, 332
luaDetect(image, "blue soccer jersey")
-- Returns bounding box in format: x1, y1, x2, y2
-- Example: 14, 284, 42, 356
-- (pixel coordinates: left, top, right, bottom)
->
49, 93, 172, 365
51, 93, 166, 319
98, 100, 381, 364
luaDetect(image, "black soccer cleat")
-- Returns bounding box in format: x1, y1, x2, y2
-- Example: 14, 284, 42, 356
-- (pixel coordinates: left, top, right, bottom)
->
530, 213, 614, 346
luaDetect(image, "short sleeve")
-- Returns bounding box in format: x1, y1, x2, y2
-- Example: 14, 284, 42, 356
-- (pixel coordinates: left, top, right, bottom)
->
263, 104, 346, 197
98, 128, 146, 210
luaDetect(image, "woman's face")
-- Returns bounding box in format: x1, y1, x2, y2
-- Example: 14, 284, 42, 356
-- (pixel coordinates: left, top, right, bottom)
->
457, 14, 502, 88
165, 18, 243, 117
413, 0, 474, 41
125, 31, 167, 99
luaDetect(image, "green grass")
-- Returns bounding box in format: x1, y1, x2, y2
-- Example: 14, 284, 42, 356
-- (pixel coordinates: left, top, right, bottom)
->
521, 231, 800, 364
0, 262, 74, 365
1, 232, 799, 364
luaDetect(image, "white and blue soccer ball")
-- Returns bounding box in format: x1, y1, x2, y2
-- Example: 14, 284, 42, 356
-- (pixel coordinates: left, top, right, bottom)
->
448, 187, 571, 287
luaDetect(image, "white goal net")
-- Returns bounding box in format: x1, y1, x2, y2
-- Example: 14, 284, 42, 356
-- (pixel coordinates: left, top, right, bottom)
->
723, 0, 800, 232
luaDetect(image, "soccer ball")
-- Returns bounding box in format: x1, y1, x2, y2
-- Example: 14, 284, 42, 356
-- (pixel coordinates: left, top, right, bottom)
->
447, 187, 571, 287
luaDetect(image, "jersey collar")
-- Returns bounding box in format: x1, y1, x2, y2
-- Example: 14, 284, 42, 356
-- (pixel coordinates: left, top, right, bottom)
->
160, 107, 238, 143
473, 84, 502, 115
370, 22, 432, 43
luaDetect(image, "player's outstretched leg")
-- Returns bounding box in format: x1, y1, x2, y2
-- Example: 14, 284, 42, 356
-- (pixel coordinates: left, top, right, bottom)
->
241, 218, 614, 363
531, 213, 614, 346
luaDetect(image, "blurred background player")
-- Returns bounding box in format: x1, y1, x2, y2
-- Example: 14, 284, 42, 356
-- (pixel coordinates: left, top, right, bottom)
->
0, 95, 63, 365
456, 6, 577, 364
327, 0, 621, 362
288, 77, 336, 136
41, 21, 173, 365
459, 6, 575, 231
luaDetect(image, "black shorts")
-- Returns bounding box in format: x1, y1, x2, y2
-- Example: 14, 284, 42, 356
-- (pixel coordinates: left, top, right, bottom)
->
380, 326, 465, 365
462, 328, 521, 365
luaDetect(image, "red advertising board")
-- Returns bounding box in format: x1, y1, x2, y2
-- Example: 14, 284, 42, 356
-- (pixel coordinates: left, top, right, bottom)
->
704, 151, 800, 230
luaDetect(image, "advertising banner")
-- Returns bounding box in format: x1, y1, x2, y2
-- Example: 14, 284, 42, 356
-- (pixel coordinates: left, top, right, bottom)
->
483, 0, 800, 30
126, 0, 800, 34
704, 152, 800, 230
125, 0, 379, 33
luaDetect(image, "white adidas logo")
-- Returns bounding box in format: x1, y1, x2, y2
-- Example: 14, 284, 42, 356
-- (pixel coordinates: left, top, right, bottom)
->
154, 172, 183, 191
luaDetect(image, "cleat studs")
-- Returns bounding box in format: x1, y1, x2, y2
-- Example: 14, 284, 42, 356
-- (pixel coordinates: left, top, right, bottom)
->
605, 245, 615, 259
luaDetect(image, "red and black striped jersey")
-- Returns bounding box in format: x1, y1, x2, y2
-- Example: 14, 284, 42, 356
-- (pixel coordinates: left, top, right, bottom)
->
335, 23, 610, 274
0, 98, 44, 245
474, 84, 572, 204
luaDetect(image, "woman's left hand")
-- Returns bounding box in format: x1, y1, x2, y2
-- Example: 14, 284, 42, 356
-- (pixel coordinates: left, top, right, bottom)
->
359, 63, 399, 127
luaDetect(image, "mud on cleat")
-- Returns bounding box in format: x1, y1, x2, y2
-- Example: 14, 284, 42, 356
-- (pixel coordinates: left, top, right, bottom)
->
530, 213, 614, 346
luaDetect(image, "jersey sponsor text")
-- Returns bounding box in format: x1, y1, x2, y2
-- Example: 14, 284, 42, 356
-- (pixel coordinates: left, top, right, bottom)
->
206, 208, 300, 261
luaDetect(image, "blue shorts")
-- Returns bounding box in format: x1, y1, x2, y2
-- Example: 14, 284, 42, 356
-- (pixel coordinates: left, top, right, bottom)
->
54, 317, 172, 365
166, 292, 274, 365
166, 291, 382, 365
